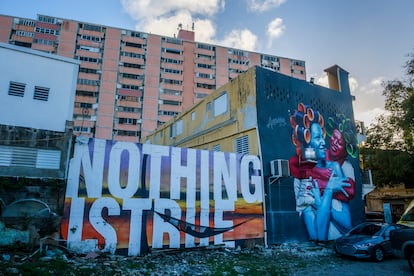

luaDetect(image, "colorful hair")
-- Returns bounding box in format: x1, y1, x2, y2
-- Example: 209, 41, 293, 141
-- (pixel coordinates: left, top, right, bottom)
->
290, 103, 325, 156
325, 113, 358, 158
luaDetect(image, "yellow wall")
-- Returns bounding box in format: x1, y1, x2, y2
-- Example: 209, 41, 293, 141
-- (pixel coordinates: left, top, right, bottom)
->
143, 67, 260, 155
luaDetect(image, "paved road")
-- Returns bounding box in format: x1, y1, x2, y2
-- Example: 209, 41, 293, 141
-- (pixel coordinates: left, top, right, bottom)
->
294, 256, 412, 276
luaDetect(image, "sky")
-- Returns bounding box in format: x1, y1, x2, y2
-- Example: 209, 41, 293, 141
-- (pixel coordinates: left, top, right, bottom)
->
1, 0, 413, 127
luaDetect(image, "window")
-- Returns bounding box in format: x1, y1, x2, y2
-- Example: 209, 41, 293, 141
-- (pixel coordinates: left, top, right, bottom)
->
118, 95, 140, 102
196, 83, 215, 90
33, 39, 54, 45
121, 51, 145, 59
76, 90, 98, 97
162, 79, 182, 85
162, 89, 181, 96
125, 41, 143, 48
121, 84, 141, 90
16, 31, 34, 38
197, 63, 212, 69
213, 144, 221, 152
161, 57, 182, 65
213, 92, 228, 117
33, 86, 50, 101
197, 53, 213, 60
163, 37, 182, 45
196, 72, 214, 79
117, 106, 141, 113
164, 68, 182, 75
18, 19, 36, 27
176, 120, 183, 135
80, 34, 101, 42
120, 73, 142, 80
123, 62, 142, 69
77, 56, 100, 63
118, 118, 137, 125
78, 103, 93, 108
79, 45, 100, 53
79, 68, 98, 74
37, 15, 56, 24
164, 48, 181, 54
35, 27, 58, 35
117, 130, 140, 137
234, 135, 249, 155
163, 100, 181, 106
8, 81, 25, 97
159, 110, 179, 116
169, 124, 174, 138
197, 43, 214, 51
191, 112, 196, 121
78, 79, 100, 86
74, 127, 91, 133
81, 24, 102, 32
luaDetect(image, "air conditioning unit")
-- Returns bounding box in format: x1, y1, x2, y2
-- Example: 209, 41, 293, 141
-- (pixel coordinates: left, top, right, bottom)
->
270, 159, 290, 178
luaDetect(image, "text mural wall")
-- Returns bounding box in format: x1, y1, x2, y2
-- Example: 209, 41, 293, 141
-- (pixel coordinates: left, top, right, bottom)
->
61, 139, 264, 256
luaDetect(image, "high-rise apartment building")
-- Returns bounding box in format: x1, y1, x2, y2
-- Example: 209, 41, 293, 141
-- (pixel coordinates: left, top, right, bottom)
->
0, 13, 306, 142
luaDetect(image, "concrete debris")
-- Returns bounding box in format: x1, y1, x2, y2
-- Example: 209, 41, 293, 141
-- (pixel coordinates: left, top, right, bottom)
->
0, 241, 337, 275
0, 221, 29, 246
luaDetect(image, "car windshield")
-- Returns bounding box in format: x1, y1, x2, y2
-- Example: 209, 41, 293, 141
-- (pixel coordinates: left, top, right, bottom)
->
349, 224, 382, 236
401, 206, 414, 221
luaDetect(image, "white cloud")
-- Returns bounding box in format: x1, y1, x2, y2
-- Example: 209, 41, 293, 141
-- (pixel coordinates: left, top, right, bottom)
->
120, 0, 223, 39
120, 0, 224, 20
352, 76, 386, 126
247, 0, 286, 12
313, 73, 328, 87
311, 73, 385, 126
266, 17, 285, 48
120, 0, 258, 51
135, 10, 217, 43
348, 76, 359, 93
355, 107, 388, 128
218, 29, 258, 51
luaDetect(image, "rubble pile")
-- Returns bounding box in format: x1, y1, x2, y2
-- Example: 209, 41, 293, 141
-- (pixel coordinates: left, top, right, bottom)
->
0, 241, 337, 275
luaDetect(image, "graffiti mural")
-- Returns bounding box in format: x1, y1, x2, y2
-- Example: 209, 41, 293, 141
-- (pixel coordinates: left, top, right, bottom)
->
288, 103, 357, 241
61, 138, 264, 256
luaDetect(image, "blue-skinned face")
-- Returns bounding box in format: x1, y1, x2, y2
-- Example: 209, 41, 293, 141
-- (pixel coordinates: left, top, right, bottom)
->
309, 123, 326, 160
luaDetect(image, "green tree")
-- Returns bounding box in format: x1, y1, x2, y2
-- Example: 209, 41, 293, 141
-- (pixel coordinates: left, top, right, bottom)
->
361, 50, 414, 187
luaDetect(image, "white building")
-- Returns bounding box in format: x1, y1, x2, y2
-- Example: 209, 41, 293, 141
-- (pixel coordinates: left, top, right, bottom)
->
0, 43, 79, 179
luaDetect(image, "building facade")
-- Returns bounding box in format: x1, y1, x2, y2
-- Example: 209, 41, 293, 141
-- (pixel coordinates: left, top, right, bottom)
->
0, 13, 306, 143
0, 43, 78, 227
143, 66, 365, 244
0, 42, 78, 180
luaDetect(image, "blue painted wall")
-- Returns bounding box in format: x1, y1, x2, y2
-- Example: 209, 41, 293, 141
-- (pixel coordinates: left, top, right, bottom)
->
254, 66, 364, 243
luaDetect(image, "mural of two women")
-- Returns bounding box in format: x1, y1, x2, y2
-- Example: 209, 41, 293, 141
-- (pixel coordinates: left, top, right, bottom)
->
289, 103, 358, 241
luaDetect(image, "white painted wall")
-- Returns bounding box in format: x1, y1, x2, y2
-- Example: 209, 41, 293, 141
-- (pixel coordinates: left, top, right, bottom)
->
0, 43, 79, 132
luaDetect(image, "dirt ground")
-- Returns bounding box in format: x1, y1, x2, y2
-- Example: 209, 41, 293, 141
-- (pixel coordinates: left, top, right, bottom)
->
293, 255, 411, 276
1, 242, 412, 275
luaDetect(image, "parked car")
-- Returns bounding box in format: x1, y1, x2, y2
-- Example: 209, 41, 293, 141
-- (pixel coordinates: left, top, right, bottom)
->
398, 199, 414, 228
334, 222, 407, 262
365, 211, 384, 223
390, 227, 414, 271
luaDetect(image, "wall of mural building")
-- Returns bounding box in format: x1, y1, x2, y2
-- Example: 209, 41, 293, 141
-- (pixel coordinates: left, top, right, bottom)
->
61, 138, 264, 256
255, 66, 365, 243
142, 65, 365, 246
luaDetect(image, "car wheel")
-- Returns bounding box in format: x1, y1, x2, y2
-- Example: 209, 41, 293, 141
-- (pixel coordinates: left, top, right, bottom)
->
372, 246, 384, 262
408, 252, 414, 272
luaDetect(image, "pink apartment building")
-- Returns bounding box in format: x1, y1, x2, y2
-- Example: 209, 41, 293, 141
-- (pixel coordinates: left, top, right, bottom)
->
0, 14, 306, 142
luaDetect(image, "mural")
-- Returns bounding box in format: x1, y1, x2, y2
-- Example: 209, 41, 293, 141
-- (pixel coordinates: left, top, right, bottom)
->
289, 103, 357, 241
61, 138, 264, 256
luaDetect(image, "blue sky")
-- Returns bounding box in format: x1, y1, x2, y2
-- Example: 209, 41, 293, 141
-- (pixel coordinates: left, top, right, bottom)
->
1, 0, 413, 127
